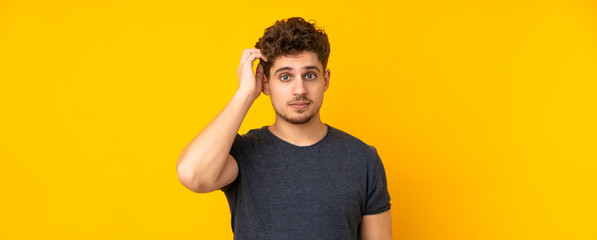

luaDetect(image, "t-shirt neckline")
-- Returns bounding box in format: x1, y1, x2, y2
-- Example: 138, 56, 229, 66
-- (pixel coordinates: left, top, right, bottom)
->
264, 124, 331, 148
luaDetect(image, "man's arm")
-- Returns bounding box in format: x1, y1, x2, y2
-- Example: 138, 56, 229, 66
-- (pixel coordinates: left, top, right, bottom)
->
360, 209, 393, 240
176, 49, 268, 193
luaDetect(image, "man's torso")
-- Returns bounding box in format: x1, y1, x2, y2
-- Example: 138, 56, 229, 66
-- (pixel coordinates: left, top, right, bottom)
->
221, 125, 391, 240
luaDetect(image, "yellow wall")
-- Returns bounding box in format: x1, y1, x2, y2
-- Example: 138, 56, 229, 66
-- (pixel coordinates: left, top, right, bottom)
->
1, 0, 596, 239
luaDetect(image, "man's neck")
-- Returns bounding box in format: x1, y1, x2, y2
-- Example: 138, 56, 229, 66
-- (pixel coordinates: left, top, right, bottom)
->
269, 115, 328, 147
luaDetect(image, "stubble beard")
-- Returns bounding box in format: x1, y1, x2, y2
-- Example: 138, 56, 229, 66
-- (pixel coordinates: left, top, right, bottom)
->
275, 97, 321, 125
277, 108, 317, 125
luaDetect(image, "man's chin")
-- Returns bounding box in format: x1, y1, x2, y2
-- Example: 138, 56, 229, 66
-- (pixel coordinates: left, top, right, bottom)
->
279, 112, 316, 125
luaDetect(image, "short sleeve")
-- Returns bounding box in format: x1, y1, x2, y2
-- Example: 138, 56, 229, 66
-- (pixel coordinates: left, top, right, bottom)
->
220, 133, 242, 192
363, 148, 392, 215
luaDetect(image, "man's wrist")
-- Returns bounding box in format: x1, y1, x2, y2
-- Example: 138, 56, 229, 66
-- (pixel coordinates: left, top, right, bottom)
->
233, 90, 258, 106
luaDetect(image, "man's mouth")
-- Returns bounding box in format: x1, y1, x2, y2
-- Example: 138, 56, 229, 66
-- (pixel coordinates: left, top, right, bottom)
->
289, 101, 310, 109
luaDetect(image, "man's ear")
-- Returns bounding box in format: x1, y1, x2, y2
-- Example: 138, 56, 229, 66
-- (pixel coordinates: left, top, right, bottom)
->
262, 75, 270, 95
323, 69, 331, 92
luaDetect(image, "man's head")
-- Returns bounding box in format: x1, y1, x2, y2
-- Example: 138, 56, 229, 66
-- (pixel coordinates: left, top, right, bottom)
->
255, 17, 331, 125
255, 17, 330, 81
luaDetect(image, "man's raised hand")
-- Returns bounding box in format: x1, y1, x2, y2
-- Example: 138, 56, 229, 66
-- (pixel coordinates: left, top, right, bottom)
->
236, 49, 268, 101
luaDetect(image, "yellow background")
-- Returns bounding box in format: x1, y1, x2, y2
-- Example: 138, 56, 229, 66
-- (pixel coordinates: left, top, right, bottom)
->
1, 0, 596, 239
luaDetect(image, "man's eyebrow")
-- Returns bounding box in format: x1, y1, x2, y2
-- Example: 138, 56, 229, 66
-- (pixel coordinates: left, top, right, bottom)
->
303, 65, 321, 73
273, 65, 321, 75
274, 67, 293, 75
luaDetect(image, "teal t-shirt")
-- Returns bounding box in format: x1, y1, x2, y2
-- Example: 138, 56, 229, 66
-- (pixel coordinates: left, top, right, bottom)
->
221, 124, 391, 240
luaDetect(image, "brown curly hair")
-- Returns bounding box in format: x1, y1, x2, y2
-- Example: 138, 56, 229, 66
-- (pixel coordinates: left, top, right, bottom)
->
255, 17, 331, 79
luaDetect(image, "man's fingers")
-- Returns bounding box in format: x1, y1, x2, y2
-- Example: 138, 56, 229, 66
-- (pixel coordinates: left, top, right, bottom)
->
247, 52, 268, 62
241, 49, 259, 61
260, 55, 269, 62
237, 49, 268, 80
241, 49, 268, 63
245, 52, 268, 65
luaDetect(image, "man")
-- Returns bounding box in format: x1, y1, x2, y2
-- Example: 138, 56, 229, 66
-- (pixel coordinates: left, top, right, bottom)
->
176, 17, 392, 239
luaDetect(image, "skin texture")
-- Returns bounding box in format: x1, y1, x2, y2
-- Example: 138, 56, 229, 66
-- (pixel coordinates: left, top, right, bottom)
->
177, 49, 392, 239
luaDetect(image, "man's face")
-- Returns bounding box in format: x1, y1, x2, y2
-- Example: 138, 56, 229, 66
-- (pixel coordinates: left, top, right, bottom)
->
262, 50, 330, 125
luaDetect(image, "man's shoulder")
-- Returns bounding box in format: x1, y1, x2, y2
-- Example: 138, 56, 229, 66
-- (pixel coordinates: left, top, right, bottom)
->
244, 125, 269, 137
234, 126, 269, 145
327, 125, 378, 154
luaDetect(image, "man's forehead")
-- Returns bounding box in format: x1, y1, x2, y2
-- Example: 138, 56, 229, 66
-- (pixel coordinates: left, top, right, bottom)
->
270, 51, 323, 72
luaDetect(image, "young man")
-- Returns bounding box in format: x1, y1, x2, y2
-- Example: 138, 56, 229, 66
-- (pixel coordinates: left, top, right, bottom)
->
176, 17, 392, 239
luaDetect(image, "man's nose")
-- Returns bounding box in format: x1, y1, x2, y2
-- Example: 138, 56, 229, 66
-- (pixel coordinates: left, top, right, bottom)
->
293, 78, 307, 95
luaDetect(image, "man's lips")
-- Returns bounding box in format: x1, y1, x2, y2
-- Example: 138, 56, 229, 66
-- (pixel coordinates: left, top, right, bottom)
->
289, 101, 310, 109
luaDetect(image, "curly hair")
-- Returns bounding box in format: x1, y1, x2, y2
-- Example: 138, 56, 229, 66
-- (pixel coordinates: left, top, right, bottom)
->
255, 17, 331, 79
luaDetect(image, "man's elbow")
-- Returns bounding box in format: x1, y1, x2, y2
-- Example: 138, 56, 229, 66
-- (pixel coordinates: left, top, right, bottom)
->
176, 165, 215, 193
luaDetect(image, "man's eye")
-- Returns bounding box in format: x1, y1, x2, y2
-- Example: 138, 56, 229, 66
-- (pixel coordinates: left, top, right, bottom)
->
305, 73, 316, 79
280, 75, 290, 81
